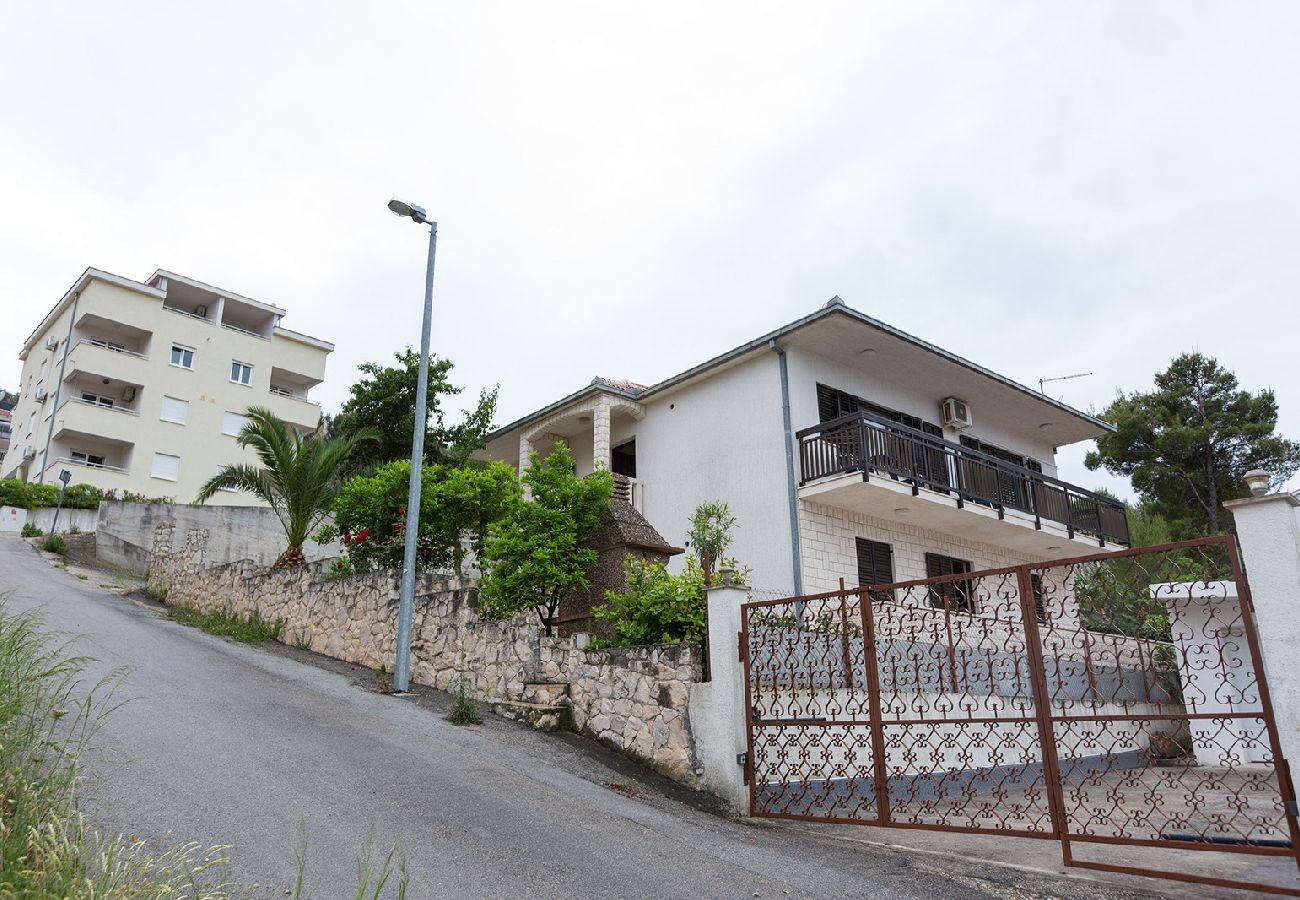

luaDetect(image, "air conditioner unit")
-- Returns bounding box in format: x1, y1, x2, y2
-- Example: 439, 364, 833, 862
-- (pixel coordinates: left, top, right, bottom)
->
34, 387, 48, 402
121, 385, 137, 402
941, 397, 973, 429
22, 445, 35, 460
44, 336, 59, 351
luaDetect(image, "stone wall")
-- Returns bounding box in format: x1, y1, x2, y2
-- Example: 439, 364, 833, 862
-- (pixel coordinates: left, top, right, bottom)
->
148, 523, 702, 785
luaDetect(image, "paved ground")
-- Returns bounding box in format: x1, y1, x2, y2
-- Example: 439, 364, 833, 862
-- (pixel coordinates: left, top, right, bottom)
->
0, 533, 1253, 898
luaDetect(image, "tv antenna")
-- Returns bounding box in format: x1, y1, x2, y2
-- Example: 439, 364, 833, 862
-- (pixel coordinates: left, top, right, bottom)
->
1038, 372, 1092, 395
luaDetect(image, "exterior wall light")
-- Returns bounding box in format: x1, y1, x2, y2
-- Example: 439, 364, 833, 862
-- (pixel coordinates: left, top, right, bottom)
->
1244, 469, 1271, 496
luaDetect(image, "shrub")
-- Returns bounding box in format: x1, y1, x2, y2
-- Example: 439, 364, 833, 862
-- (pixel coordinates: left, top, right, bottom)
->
319, 459, 519, 575
448, 673, 481, 726
42, 534, 68, 556
20, 523, 44, 538
596, 556, 707, 646
166, 605, 285, 643
0, 479, 104, 510
61, 483, 104, 510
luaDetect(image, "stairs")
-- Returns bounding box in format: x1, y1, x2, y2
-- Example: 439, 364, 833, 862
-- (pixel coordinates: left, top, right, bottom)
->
492, 682, 570, 732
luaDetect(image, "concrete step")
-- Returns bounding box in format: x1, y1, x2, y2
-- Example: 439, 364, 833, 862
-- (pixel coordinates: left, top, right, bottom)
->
492, 700, 567, 732
521, 681, 570, 706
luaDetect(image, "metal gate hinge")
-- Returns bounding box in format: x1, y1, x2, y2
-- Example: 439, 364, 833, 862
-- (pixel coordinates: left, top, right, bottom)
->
737, 752, 748, 768
1287, 800, 1298, 819
738, 632, 744, 662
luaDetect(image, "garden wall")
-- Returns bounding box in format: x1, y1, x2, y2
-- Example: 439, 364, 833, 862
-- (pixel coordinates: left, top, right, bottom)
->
148, 523, 703, 785
0, 504, 99, 535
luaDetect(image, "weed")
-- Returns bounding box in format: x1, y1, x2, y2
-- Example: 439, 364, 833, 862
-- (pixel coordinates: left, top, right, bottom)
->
20, 522, 44, 537
75, 573, 88, 581
43, 534, 68, 556
69, 523, 81, 535
167, 605, 286, 643
292, 630, 313, 651
375, 664, 393, 693
447, 670, 481, 726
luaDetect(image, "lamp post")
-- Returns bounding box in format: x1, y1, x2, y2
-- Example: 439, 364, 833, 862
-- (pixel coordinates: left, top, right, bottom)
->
387, 196, 437, 693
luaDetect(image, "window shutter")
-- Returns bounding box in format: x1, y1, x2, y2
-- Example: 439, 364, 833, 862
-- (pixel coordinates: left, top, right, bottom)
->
817, 384, 838, 422
222, 411, 248, 436
150, 453, 180, 481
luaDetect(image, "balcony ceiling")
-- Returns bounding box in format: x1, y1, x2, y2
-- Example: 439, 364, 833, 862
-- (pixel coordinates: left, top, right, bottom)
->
782, 315, 1105, 447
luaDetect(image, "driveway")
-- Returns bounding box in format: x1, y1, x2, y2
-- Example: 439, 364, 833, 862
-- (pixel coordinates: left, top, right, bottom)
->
0, 534, 1164, 899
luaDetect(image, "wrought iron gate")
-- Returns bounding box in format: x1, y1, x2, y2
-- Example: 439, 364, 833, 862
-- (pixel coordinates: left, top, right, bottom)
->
741, 536, 1300, 894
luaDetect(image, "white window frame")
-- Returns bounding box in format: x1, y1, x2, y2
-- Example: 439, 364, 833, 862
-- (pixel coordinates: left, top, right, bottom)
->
160, 395, 188, 425
230, 361, 253, 386
150, 452, 180, 482
170, 344, 195, 370
221, 411, 248, 437
71, 450, 106, 468
80, 391, 115, 409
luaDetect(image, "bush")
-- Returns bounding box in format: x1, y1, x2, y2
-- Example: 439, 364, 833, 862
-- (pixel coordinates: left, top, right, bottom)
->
167, 605, 285, 643
0, 479, 104, 510
61, 483, 104, 509
42, 534, 67, 556
319, 459, 519, 574
596, 556, 708, 646
20, 523, 44, 538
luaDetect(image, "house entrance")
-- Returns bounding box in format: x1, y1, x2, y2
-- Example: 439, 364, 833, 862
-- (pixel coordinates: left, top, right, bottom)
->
740, 536, 1300, 894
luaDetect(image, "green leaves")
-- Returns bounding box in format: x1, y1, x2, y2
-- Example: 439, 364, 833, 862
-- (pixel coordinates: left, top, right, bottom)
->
595, 556, 707, 646
321, 459, 520, 574
331, 348, 498, 472
1086, 352, 1300, 537
478, 444, 614, 633
195, 407, 377, 566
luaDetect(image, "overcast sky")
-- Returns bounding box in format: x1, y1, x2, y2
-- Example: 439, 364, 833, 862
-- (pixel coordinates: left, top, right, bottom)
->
3, 2, 1298, 498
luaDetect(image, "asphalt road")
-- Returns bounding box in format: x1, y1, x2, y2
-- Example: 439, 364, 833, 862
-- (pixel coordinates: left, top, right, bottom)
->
0, 534, 1158, 899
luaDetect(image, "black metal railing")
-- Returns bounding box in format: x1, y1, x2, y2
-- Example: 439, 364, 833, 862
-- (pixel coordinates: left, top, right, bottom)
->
796, 412, 1130, 546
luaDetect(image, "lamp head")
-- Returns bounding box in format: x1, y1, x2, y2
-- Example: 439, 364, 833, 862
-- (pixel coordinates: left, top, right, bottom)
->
387, 197, 429, 224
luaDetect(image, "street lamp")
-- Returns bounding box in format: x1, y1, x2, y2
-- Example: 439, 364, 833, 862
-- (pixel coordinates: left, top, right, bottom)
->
388, 196, 437, 693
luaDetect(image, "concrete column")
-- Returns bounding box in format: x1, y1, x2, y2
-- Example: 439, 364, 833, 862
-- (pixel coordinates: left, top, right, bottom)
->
1223, 491, 1300, 769
593, 396, 612, 471
687, 583, 750, 814
518, 435, 534, 499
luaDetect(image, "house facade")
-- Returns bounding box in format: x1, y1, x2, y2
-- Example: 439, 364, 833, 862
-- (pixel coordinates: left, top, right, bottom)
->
484, 298, 1127, 599
2, 267, 333, 504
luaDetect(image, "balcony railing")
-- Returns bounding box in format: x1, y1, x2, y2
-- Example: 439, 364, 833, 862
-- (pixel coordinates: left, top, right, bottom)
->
75, 338, 148, 359
797, 412, 1130, 546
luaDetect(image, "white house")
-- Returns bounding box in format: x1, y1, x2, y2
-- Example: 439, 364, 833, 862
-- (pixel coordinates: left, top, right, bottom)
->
484, 297, 1127, 599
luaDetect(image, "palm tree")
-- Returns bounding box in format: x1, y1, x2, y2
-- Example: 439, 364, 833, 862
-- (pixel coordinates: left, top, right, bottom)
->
196, 407, 375, 568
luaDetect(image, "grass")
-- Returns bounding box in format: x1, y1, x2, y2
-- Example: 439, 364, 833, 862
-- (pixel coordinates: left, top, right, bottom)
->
1, 597, 414, 898
0, 598, 234, 896
447, 672, 482, 726
167, 605, 286, 643
42, 533, 68, 556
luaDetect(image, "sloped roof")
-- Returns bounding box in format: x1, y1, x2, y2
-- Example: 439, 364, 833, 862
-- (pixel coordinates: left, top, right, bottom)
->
588, 499, 683, 555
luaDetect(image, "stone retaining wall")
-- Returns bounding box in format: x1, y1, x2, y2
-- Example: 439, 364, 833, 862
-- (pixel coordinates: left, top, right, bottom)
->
148, 523, 702, 785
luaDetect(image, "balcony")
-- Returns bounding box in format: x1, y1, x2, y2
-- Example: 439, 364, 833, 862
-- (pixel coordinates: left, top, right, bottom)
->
63, 339, 149, 384
263, 387, 322, 431
52, 397, 141, 445
797, 413, 1130, 549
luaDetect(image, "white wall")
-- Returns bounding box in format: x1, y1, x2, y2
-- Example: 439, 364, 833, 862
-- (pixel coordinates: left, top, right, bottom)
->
635, 353, 796, 596
0, 505, 99, 535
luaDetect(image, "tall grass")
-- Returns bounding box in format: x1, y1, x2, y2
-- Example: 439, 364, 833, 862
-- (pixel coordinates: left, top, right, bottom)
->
166, 605, 285, 643
0, 599, 233, 897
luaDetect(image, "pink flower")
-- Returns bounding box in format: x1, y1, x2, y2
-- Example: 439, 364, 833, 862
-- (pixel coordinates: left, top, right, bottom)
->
356, 528, 371, 542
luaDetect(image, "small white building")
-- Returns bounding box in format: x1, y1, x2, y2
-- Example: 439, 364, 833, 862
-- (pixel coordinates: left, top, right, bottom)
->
484, 297, 1128, 597
3, 267, 333, 504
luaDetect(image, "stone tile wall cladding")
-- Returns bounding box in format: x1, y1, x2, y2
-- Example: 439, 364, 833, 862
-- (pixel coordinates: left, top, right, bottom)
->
147, 522, 703, 785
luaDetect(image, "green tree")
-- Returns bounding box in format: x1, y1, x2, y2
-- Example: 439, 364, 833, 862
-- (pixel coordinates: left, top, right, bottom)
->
318, 459, 519, 574
595, 556, 708, 646
478, 444, 613, 634
196, 407, 375, 568
330, 348, 497, 471
1085, 352, 1300, 537
685, 500, 737, 584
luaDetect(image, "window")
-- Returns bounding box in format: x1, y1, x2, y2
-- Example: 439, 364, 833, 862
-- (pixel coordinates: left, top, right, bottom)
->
1030, 573, 1046, 624
170, 344, 195, 369
80, 391, 115, 409
160, 396, 188, 424
230, 361, 253, 385
71, 450, 106, 468
150, 452, 180, 481
221, 411, 248, 437
855, 538, 894, 601
612, 439, 637, 478
215, 463, 239, 491
925, 552, 975, 613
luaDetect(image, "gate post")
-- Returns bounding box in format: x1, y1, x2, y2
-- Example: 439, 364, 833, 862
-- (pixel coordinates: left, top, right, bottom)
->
1224, 490, 1300, 769
687, 583, 750, 814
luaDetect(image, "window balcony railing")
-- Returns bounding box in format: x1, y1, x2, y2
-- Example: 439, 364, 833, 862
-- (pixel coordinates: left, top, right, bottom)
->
74, 338, 148, 359
46, 455, 130, 475
796, 412, 1130, 546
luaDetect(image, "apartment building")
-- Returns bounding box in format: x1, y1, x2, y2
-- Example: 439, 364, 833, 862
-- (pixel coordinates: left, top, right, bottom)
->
2, 268, 333, 504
